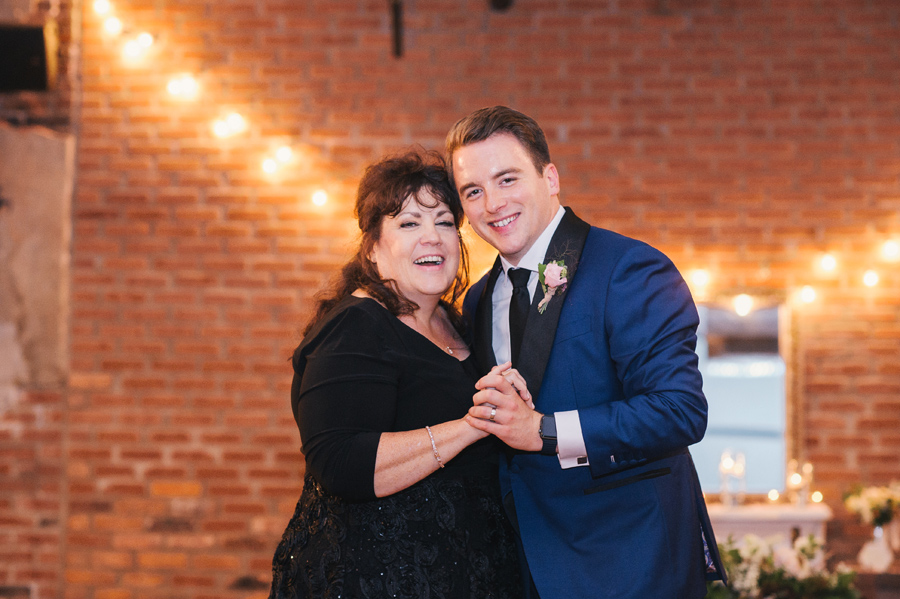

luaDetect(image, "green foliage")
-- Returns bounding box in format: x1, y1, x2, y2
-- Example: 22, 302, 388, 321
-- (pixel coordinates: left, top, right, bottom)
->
704, 534, 861, 599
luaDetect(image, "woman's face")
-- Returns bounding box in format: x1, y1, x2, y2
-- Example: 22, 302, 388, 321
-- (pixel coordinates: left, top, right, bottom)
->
370, 191, 461, 306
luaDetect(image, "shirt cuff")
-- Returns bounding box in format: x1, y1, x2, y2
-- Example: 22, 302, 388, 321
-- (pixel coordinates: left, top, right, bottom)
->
556, 409, 589, 469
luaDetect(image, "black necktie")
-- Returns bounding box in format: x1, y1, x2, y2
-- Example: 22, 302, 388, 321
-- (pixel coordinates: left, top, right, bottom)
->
507, 267, 531, 368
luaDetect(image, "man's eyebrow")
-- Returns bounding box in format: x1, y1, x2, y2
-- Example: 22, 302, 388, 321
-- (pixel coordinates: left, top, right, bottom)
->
457, 167, 523, 193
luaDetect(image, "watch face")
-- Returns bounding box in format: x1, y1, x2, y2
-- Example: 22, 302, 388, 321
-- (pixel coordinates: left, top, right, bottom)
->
540, 415, 557, 439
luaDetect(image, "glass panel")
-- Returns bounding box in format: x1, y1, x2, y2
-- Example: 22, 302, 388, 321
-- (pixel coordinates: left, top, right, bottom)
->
693, 304, 787, 495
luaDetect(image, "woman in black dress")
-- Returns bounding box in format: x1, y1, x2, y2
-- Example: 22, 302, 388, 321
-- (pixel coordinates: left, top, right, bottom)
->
269, 149, 525, 599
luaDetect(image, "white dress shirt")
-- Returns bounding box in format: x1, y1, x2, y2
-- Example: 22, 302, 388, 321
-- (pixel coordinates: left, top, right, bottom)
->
491, 207, 589, 468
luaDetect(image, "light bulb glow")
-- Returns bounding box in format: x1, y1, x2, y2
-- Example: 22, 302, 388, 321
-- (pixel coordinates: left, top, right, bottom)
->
262, 158, 278, 174
167, 74, 199, 99
276, 146, 293, 162
213, 113, 247, 138
213, 120, 230, 138
311, 190, 328, 206
93, 0, 112, 15
767, 489, 780, 502
819, 253, 837, 272
882, 240, 900, 261
103, 16, 123, 36
122, 39, 144, 60
690, 269, 710, 289
800, 285, 817, 304
733, 294, 753, 317
137, 32, 154, 48
226, 112, 245, 131
863, 269, 879, 287
789, 472, 803, 487
811, 491, 823, 503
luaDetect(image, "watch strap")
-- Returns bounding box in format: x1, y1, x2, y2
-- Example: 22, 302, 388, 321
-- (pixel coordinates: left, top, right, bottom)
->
539, 413, 557, 456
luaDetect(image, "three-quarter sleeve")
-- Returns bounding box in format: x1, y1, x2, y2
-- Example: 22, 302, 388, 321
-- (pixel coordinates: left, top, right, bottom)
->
291, 306, 401, 502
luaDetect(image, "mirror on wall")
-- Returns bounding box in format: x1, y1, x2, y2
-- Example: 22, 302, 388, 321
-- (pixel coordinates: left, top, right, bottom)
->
691, 300, 792, 497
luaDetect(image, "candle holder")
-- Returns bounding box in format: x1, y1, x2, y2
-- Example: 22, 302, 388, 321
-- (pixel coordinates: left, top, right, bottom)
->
719, 450, 747, 506
786, 459, 814, 505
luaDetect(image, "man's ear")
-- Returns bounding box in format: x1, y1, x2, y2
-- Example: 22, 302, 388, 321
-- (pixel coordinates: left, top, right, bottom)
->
543, 163, 560, 196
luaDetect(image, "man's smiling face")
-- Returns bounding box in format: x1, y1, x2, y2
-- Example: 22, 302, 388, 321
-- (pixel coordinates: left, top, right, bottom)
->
451, 133, 560, 266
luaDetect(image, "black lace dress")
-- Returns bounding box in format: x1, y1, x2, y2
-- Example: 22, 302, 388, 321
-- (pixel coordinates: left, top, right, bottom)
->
269, 296, 522, 599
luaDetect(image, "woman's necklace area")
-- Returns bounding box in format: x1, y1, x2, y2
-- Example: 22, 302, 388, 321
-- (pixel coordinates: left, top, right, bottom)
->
405, 314, 466, 355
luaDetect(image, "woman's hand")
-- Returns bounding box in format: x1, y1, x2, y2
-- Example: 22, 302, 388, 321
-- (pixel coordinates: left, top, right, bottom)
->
476, 361, 533, 408
467, 361, 543, 452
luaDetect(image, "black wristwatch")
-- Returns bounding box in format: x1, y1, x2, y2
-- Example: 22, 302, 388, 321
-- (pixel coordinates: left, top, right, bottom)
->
539, 413, 557, 456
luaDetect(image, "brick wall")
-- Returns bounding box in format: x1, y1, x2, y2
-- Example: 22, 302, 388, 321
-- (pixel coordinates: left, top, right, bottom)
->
64, 0, 900, 597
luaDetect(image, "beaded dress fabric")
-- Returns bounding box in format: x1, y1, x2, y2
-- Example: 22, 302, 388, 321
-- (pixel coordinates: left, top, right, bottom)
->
269, 297, 522, 599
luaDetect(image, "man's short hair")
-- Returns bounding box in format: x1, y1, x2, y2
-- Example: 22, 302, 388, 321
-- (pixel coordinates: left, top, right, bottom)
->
445, 106, 551, 181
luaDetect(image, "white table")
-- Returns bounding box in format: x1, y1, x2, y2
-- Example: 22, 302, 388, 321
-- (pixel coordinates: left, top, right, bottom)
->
706, 502, 833, 543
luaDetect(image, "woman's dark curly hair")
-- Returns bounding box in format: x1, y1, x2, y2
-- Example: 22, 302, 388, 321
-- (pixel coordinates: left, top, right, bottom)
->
304, 148, 469, 335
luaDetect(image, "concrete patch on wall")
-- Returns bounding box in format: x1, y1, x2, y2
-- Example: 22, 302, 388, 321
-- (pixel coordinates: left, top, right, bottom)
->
0, 323, 27, 417
0, 122, 74, 389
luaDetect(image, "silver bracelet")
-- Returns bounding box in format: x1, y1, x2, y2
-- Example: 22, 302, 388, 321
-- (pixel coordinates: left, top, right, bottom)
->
425, 425, 444, 469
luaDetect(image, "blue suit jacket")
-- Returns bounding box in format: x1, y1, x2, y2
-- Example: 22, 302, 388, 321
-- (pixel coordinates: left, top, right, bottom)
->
463, 209, 725, 599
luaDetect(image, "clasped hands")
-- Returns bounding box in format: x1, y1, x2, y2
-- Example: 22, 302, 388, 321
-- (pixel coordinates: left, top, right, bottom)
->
466, 361, 545, 452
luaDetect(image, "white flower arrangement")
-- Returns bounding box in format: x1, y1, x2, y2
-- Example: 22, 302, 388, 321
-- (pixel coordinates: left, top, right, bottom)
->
706, 533, 859, 599
844, 482, 900, 528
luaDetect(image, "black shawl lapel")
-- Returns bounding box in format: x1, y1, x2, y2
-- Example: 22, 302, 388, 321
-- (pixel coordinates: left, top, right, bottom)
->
517, 208, 591, 403
473, 257, 503, 374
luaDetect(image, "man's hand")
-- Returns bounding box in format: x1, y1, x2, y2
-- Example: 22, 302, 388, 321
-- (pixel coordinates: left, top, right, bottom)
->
467, 363, 543, 451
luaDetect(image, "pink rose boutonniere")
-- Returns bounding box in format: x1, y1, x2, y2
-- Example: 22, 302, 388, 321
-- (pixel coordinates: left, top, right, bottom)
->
537, 260, 568, 314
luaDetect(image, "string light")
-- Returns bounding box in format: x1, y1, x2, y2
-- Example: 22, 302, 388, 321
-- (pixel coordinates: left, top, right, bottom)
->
103, 16, 123, 36
799, 285, 817, 304
733, 294, 753, 317
275, 146, 293, 162
811, 491, 824, 503
262, 158, 278, 174
882, 239, 900, 261
767, 489, 780, 502
93, 0, 112, 15
122, 33, 153, 61
311, 190, 328, 206
167, 74, 199, 99
818, 253, 837, 273
689, 269, 710, 289
212, 112, 247, 138
863, 269, 879, 287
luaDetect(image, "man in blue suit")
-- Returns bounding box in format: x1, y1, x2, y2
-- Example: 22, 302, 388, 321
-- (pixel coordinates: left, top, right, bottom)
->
446, 106, 726, 599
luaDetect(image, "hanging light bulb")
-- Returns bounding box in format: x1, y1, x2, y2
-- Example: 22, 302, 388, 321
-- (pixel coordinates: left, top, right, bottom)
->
689, 269, 710, 289
262, 158, 278, 174
122, 32, 153, 61
733, 294, 753, 317
212, 112, 247, 138
226, 112, 245, 132
882, 239, 900, 261
93, 0, 112, 15
311, 190, 328, 206
818, 253, 837, 273
103, 16, 123, 36
800, 285, 817, 304
863, 269, 879, 287
137, 32, 154, 48
167, 74, 199, 99
276, 146, 293, 162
